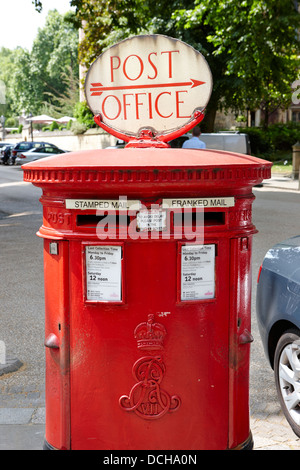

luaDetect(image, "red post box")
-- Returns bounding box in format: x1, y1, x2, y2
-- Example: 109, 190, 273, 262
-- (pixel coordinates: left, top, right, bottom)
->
22, 35, 272, 450
23, 148, 271, 450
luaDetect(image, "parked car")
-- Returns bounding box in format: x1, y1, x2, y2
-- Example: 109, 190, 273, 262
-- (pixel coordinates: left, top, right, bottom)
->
0, 144, 14, 164
15, 145, 68, 164
0, 142, 14, 154
256, 235, 300, 437
10, 141, 61, 165
171, 132, 251, 154
106, 132, 251, 154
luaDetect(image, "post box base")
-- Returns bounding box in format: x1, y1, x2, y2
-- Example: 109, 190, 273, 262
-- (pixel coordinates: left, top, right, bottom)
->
232, 432, 254, 450
42, 432, 254, 451
43, 439, 57, 450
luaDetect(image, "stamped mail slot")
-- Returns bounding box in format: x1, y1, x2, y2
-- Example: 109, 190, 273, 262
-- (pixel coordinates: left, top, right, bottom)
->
77, 214, 131, 227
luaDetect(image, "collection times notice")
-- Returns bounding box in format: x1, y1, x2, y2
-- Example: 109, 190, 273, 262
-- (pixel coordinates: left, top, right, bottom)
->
86, 245, 122, 302
181, 244, 215, 301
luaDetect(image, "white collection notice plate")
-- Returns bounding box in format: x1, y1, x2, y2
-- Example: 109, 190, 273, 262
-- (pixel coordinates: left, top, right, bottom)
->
85, 245, 122, 302
181, 244, 215, 301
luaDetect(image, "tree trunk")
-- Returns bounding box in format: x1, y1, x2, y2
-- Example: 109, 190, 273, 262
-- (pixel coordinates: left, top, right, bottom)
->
263, 103, 269, 130
201, 105, 217, 133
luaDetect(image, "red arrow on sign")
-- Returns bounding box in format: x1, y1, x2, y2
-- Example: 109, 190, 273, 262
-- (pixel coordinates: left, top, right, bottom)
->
90, 79, 205, 96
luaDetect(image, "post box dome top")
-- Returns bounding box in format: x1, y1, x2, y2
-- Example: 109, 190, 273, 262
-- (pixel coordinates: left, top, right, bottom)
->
22, 148, 272, 196
84, 35, 213, 143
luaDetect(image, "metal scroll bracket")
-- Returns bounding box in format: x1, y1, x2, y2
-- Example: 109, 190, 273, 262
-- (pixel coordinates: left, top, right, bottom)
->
94, 110, 205, 149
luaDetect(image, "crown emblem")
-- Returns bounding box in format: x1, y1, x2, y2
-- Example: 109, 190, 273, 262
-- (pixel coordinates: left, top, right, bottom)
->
134, 314, 167, 351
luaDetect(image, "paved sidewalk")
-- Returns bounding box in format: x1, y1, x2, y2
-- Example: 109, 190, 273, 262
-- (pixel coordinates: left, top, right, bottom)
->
250, 404, 300, 450
1, 402, 300, 450
1, 383, 300, 451
262, 173, 300, 192
0, 384, 45, 450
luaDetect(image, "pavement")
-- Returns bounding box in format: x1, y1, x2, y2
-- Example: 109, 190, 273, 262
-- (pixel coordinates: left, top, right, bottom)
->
0, 172, 299, 451
259, 172, 300, 192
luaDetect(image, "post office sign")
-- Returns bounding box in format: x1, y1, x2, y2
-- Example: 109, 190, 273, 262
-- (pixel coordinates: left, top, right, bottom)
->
85, 34, 212, 139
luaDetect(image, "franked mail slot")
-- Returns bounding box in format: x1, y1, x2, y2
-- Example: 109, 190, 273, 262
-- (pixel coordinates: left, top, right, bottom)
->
173, 211, 225, 228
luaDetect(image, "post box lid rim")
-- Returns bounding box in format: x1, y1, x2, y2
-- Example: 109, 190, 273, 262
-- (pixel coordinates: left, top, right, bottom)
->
22, 148, 272, 171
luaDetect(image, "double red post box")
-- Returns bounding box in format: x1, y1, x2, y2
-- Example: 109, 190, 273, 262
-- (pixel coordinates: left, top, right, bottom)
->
23, 148, 271, 450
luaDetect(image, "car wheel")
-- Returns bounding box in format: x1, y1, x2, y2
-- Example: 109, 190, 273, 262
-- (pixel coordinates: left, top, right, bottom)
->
274, 329, 300, 437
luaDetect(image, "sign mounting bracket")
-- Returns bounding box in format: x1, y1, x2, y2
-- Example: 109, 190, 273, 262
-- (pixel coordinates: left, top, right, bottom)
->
94, 109, 205, 148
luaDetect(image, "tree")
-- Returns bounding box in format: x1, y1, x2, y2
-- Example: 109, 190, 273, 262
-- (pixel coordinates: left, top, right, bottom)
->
66, 0, 195, 70
32, 0, 42, 12
0, 48, 16, 117
10, 10, 79, 116
33, 1, 300, 130
175, 0, 300, 129
9, 48, 44, 115
30, 10, 79, 114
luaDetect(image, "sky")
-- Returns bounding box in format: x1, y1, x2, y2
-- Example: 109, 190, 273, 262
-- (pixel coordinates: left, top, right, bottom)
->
0, 0, 75, 51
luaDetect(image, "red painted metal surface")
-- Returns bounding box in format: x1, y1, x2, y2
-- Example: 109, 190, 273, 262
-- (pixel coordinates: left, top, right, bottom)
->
23, 148, 271, 450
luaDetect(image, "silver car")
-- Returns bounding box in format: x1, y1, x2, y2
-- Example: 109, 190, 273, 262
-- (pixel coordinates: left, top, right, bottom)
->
256, 235, 300, 437
16, 145, 68, 164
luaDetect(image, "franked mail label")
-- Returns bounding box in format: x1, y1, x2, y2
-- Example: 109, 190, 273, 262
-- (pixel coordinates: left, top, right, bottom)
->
163, 197, 234, 209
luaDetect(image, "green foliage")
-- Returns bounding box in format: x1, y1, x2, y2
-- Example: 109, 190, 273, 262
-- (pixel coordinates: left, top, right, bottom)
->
41, 121, 65, 132
73, 101, 95, 128
0, 48, 15, 117
49, 121, 59, 131
244, 127, 271, 154
32, 0, 42, 13
65, 0, 300, 130
2, 10, 79, 118
267, 123, 300, 151
70, 0, 195, 69
5, 117, 17, 127
245, 123, 300, 156
71, 120, 87, 134
28, 1, 300, 131
173, 0, 300, 129
10, 48, 43, 115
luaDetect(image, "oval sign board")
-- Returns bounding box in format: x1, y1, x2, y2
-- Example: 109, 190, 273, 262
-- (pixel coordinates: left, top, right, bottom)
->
85, 35, 212, 140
